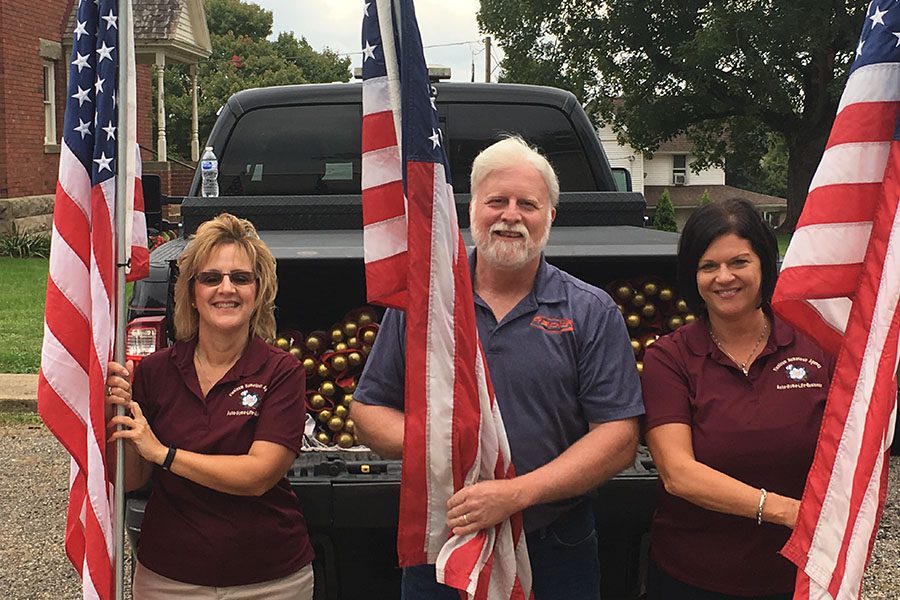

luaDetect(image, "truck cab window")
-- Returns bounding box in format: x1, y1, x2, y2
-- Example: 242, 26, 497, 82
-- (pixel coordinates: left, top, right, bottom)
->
219, 104, 362, 196
446, 104, 595, 193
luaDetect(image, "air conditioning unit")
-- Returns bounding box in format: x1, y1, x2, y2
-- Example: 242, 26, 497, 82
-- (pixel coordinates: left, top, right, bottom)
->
673, 172, 686, 186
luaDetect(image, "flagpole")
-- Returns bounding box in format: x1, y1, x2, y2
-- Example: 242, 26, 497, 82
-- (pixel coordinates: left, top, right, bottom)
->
114, 0, 131, 598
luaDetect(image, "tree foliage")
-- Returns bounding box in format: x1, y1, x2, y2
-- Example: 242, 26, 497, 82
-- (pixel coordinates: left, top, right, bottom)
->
479, 0, 867, 231
698, 189, 711, 206
156, 0, 351, 160
653, 189, 678, 232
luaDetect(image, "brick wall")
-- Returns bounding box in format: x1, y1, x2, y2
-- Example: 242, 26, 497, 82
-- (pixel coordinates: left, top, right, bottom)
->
170, 163, 196, 196
137, 64, 154, 163
0, 0, 74, 198
0, 1, 154, 199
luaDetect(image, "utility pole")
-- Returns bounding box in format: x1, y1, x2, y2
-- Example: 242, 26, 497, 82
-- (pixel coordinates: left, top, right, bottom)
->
484, 36, 491, 83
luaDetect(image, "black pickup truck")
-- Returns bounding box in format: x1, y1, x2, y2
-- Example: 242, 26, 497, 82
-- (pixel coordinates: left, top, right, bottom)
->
126, 81, 680, 600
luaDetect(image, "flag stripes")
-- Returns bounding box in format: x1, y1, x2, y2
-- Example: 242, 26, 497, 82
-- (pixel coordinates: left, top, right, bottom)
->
361, 1, 533, 597
38, 1, 148, 598
772, 5, 900, 597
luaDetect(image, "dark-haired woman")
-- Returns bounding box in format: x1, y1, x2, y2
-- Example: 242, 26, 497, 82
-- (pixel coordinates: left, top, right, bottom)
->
641, 198, 834, 599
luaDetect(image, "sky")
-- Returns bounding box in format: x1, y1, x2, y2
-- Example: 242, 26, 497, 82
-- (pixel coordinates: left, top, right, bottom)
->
251, 1, 504, 82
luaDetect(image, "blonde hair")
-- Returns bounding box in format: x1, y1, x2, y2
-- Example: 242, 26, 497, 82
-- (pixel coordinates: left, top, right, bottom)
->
470, 136, 560, 207
173, 213, 277, 341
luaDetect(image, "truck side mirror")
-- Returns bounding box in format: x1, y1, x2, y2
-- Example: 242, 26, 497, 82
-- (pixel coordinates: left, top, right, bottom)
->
611, 167, 633, 193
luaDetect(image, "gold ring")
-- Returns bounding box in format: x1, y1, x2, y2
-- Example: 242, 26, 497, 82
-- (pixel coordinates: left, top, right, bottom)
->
463, 513, 469, 525
106, 386, 112, 396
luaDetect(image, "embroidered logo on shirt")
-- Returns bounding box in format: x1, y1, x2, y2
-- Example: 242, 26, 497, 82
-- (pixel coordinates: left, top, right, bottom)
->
226, 383, 267, 416
772, 356, 824, 390
530, 315, 574, 334
785, 364, 808, 382
240, 390, 260, 408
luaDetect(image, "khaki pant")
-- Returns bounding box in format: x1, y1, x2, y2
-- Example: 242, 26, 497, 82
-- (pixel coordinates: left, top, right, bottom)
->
132, 562, 314, 600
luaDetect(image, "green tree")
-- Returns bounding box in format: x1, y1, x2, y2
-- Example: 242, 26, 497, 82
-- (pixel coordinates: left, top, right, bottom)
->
479, 0, 866, 231
698, 189, 712, 205
653, 189, 678, 232
156, 0, 351, 160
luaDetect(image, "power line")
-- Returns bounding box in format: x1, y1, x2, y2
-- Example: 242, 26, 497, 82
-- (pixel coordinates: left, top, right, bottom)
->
336, 39, 483, 57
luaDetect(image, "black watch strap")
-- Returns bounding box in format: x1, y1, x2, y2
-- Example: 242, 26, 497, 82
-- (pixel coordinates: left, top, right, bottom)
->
161, 446, 177, 471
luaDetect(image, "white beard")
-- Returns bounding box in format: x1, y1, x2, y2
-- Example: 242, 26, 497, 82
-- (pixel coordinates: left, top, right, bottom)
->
471, 210, 551, 271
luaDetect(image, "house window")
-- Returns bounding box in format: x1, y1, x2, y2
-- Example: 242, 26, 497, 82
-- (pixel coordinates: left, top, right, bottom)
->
43, 61, 57, 144
672, 154, 687, 185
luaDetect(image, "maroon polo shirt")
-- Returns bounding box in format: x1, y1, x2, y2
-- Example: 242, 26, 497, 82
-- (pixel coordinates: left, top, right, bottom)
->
641, 316, 834, 596
132, 335, 314, 586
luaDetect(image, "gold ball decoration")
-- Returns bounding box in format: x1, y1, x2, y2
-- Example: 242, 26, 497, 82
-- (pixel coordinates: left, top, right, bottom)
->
641, 304, 657, 319
684, 313, 696, 324
334, 342, 349, 352
327, 416, 345, 432
348, 351, 363, 367
320, 381, 336, 397
675, 299, 689, 314
344, 380, 357, 393
643, 282, 659, 297
317, 409, 332, 423
631, 293, 646, 308
343, 322, 359, 338
330, 328, 344, 344
625, 313, 641, 329
317, 363, 331, 379
334, 404, 349, 419
643, 336, 658, 349
344, 418, 355, 433
362, 329, 377, 345
288, 346, 303, 359
636, 361, 644, 375
302, 358, 316, 376
358, 312, 374, 326
616, 285, 633, 301
275, 337, 290, 350
316, 431, 331, 444
306, 335, 322, 352
630, 339, 641, 356
309, 394, 326, 410
332, 355, 348, 372
337, 433, 355, 448
658, 288, 674, 302
347, 336, 359, 348
668, 316, 684, 330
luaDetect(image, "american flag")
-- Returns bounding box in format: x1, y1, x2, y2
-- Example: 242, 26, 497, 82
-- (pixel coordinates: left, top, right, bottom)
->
772, 2, 900, 598
361, 1, 532, 598
37, 0, 147, 597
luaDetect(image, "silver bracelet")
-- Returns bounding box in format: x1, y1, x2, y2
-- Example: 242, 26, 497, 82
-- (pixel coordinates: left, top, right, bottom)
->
757, 488, 768, 525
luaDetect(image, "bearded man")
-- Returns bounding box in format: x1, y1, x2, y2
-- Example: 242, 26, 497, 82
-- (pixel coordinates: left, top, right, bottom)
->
351, 136, 643, 600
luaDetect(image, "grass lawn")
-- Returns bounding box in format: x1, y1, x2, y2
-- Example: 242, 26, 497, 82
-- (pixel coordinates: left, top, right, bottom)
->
0, 257, 48, 373
777, 234, 791, 257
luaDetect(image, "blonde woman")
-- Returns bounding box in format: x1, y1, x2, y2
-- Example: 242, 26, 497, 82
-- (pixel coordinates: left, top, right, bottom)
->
105, 213, 314, 599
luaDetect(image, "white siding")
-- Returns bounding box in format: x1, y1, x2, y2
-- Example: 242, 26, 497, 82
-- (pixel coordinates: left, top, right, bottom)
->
596, 128, 725, 194
597, 125, 644, 193
645, 155, 675, 186
644, 153, 725, 187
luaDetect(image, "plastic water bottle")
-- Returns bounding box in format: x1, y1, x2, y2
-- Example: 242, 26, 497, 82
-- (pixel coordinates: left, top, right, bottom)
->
200, 146, 219, 197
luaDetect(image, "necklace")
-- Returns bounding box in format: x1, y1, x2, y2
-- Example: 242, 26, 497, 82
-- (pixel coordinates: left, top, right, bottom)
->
709, 317, 770, 376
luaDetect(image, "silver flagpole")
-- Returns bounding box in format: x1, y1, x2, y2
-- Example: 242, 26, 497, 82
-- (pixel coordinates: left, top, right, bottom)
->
114, 0, 131, 598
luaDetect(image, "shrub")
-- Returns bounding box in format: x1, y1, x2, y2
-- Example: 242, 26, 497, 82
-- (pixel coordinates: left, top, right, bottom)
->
0, 226, 51, 259
652, 189, 678, 232
699, 189, 712, 205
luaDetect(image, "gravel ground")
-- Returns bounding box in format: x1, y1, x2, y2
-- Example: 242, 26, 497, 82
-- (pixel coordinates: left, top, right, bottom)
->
1, 412, 898, 599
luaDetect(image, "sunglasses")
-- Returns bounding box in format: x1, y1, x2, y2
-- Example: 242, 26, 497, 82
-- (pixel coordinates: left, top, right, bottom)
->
193, 270, 257, 286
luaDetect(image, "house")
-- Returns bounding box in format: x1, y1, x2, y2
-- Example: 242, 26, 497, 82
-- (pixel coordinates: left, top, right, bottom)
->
0, 0, 210, 233
598, 126, 787, 230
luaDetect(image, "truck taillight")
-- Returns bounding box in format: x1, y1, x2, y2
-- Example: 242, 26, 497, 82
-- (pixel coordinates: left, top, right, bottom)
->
126, 316, 167, 363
